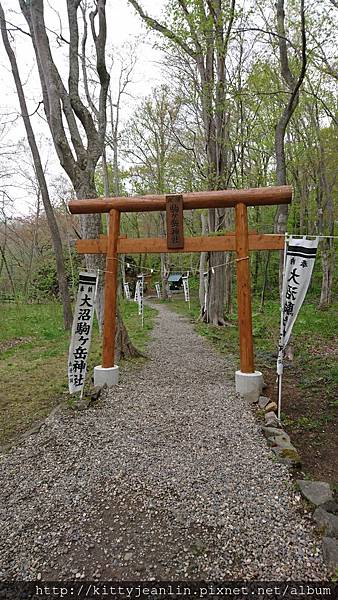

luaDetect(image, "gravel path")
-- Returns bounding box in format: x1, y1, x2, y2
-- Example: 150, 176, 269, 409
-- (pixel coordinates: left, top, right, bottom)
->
0, 303, 326, 580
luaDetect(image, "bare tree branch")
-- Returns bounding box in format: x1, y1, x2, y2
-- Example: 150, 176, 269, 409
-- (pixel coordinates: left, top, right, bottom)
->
127, 0, 197, 58
80, 3, 98, 117
89, 0, 110, 141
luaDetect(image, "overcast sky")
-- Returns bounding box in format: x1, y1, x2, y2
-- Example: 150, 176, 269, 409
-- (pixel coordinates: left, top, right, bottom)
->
0, 0, 165, 216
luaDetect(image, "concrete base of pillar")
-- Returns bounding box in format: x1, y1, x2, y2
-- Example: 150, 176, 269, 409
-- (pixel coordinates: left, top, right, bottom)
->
235, 370, 263, 403
94, 365, 119, 388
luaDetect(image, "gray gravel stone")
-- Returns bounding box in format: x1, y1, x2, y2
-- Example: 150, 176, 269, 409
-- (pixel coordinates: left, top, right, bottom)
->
0, 303, 326, 580
297, 480, 333, 506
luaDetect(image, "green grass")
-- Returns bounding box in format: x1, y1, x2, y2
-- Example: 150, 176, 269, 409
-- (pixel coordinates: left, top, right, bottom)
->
0, 300, 156, 446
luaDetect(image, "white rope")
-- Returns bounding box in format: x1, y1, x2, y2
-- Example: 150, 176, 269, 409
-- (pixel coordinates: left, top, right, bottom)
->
79, 254, 249, 277
286, 233, 338, 240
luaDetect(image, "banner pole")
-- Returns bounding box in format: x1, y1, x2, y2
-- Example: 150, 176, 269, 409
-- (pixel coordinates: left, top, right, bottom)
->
142, 274, 144, 328
277, 374, 282, 421
187, 272, 190, 310
277, 232, 289, 422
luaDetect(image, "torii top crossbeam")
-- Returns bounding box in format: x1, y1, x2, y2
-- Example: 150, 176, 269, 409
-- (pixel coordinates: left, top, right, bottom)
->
69, 185, 292, 214
68, 185, 292, 387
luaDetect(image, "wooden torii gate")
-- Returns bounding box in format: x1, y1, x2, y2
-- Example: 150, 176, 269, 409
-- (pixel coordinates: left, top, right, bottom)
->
68, 185, 292, 388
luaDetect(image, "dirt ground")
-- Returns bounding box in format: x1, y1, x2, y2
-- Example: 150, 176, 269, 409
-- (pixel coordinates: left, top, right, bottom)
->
263, 361, 338, 486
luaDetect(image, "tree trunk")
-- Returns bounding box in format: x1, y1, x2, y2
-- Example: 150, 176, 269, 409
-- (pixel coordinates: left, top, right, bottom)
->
316, 113, 335, 309
199, 212, 208, 310
16, 1, 140, 357
203, 208, 227, 325
24, 188, 41, 297
224, 208, 234, 316
126, 0, 236, 326
207, 251, 226, 326
274, 0, 307, 291
260, 252, 270, 312
0, 4, 73, 329
0, 244, 16, 297
101, 147, 110, 197
275, 112, 291, 294
160, 254, 170, 300
115, 307, 140, 361
224, 252, 233, 315
319, 239, 334, 308
76, 177, 139, 359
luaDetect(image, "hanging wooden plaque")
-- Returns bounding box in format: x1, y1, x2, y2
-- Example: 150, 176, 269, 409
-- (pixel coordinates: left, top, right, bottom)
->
166, 194, 184, 249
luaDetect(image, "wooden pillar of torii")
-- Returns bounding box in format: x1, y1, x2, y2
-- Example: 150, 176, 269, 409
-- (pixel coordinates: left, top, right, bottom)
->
68, 186, 292, 380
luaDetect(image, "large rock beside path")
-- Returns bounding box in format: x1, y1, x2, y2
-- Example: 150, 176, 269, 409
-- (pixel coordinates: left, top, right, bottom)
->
313, 508, 338, 538
258, 396, 271, 409
322, 537, 338, 570
321, 500, 338, 515
297, 480, 333, 506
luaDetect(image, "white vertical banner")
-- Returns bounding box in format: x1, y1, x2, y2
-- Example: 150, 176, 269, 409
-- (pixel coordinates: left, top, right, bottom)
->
277, 236, 319, 417
123, 282, 131, 300
155, 282, 161, 299
137, 274, 144, 327
68, 271, 98, 395
203, 271, 209, 315
182, 273, 190, 306
134, 280, 140, 303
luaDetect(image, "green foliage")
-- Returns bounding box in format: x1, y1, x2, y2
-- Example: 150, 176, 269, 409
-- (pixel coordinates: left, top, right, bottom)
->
122, 85, 204, 197
30, 250, 82, 301
94, 162, 129, 197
